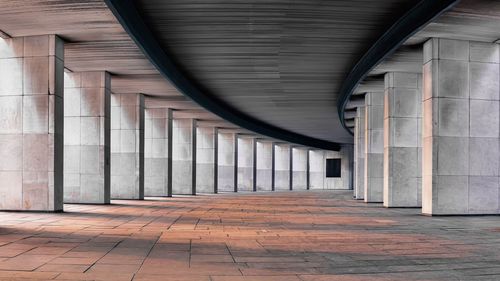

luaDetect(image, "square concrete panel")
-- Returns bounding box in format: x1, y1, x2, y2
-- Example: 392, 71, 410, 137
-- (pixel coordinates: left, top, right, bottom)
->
437, 98, 469, 137
437, 60, 469, 99
437, 137, 469, 176
64, 117, 80, 145
0, 96, 22, 133
64, 88, 81, 117
468, 176, 499, 214
80, 88, 103, 117
0, 58, 23, 96
63, 145, 80, 173
80, 145, 100, 174
80, 117, 100, 145
23, 56, 49, 95
0, 37, 23, 59
23, 95, 49, 133
23, 35, 49, 57
435, 175, 469, 214
469, 62, 499, 101
392, 118, 418, 148
469, 138, 499, 176
120, 129, 137, 153
438, 38, 469, 61
470, 100, 499, 137
0, 134, 23, 171
470, 42, 500, 63
23, 134, 49, 172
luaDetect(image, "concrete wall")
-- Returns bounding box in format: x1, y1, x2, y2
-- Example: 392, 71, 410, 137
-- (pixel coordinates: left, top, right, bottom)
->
172, 119, 195, 195
354, 107, 365, 199
364, 92, 384, 202
383, 72, 422, 207
309, 150, 325, 189
274, 144, 291, 191
111, 93, 144, 199
64, 71, 110, 204
309, 146, 352, 190
256, 141, 273, 191
0, 35, 64, 211
422, 38, 500, 215
292, 148, 308, 190
218, 132, 235, 192
196, 127, 215, 193
237, 137, 254, 191
144, 108, 168, 197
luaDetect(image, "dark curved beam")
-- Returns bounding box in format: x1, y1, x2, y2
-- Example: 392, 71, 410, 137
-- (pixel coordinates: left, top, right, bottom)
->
337, 0, 460, 135
104, 0, 340, 151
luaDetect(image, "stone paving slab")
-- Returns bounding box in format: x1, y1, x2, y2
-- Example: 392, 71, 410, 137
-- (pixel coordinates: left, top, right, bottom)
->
0, 191, 498, 280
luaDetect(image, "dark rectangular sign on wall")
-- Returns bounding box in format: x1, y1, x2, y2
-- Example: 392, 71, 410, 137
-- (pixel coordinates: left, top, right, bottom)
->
326, 158, 341, 178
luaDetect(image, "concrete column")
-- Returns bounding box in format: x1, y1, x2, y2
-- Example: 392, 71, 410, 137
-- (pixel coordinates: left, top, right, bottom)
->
252, 138, 257, 191
271, 142, 276, 191
64, 72, 110, 204
144, 108, 169, 197
364, 92, 384, 202
325, 146, 353, 190
166, 109, 173, 196
309, 150, 325, 189
383, 72, 422, 207
217, 132, 235, 192
237, 136, 254, 191
256, 140, 272, 191
196, 126, 215, 193
292, 148, 308, 190
172, 119, 196, 195
110, 93, 145, 199
306, 148, 310, 190
354, 107, 365, 199
422, 38, 500, 215
0, 35, 64, 211
289, 146, 293, 190
214, 128, 218, 193
234, 134, 238, 192
274, 144, 291, 191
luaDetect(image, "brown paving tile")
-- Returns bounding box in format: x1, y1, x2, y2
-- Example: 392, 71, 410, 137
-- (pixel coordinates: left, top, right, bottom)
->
0, 191, 496, 280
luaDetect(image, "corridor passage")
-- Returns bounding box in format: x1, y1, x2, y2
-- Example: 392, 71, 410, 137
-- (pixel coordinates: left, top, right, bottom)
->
0, 191, 498, 281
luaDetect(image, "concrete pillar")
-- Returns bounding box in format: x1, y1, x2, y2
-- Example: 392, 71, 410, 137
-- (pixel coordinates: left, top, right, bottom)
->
0, 35, 64, 211
422, 38, 500, 215
166, 109, 173, 196
214, 127, 218, 193
234, 134, 238, 192
217, 132, 235, 192
306, 148, 310, 190
144, 108, 169, 197
274, 144, 291, 191
383, 72, 422, 207
110, 93, 145, 199
172, 119, 196, 195
292, 148, 308, 190
325, 147, 353, 190
271, 142, 276, 191
289, 146, 293, 190
64, 72, 110, 204
196, 126, 215, 193
309, 150, 325, 189
237, 136, 254, 191
252, 138, 257, 191
364, 92, 384, 202
353, 107, 365, 199
256, 141, 272, 191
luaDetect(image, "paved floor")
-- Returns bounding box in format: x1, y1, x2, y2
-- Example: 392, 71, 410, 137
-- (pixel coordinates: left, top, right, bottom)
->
0, 191, 499, 280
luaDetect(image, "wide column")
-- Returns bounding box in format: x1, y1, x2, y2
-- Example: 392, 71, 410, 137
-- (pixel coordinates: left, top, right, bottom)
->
237, 136, 254, 191
217, 132, 235, 192
0, 35, 64, 211
383, 72, 422, 207
111, 93, 145, 199
364, 92, 384, 202
172, 119, 196, 195
309, 150, 325, 189
292, 148, 308, 190
256, 140, 272, 191
196, 126, 216, 193
274, 144, 291, 191
353, 107, 366, 199
422, 38, 500, 215
144, 108, 169, 197
64, 72, 110, 204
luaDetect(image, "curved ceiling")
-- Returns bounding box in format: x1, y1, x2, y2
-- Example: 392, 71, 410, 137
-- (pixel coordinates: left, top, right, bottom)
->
107, 0, 423, 147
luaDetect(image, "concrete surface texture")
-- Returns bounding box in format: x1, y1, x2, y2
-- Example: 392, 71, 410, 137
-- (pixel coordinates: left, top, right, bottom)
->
422, 38, 500, 215
0, 35, 64, 211
64, 71, 111, 204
